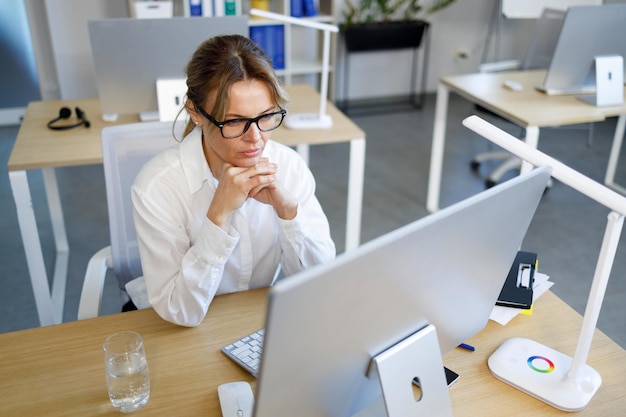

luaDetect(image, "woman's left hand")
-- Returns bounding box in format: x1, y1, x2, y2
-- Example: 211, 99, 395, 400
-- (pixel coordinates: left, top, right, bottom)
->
248, 160, 298, 220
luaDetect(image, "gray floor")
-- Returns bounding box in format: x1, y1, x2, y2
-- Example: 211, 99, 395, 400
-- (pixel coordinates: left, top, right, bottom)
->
2, 94, 625, 351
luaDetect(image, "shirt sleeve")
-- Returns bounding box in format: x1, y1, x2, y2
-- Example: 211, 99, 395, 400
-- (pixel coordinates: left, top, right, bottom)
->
132, 172, 238, 327
274, 148, 336, 275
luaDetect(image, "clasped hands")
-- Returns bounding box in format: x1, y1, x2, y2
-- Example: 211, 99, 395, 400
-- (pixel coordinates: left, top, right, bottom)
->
208, 157, 297, 229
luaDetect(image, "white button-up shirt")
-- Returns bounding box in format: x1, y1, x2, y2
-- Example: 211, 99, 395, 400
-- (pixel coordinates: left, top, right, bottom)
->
131, 128, 336, 326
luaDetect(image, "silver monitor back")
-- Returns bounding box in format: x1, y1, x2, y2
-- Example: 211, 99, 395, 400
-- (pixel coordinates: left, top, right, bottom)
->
520, 8, 565, 70
88, 16, 248, 120
537, 3, 626, 95
254, 166, 552, 417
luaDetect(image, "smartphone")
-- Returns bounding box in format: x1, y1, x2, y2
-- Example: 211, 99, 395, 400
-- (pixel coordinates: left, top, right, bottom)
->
444, 366, 460, 387
412, 366, 460, 389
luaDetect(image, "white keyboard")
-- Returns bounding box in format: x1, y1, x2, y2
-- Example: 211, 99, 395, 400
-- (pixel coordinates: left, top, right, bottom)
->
221, 329, 265, 377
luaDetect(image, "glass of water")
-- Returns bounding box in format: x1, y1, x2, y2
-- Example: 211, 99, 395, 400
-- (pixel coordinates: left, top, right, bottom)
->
103, 331, 150, 412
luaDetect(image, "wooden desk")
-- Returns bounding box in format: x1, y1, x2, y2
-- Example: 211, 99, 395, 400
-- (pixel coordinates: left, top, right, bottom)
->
426, 70, 626, 212
7, 84, 365, 326
1, 288, 625, 416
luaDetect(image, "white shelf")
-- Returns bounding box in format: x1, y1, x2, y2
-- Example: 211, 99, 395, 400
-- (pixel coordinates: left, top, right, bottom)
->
135, 0, 337, 88
291, 58, 327, 75
249, 14, 333, 26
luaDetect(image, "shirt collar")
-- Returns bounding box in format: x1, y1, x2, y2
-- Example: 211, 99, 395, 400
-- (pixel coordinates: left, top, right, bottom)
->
180, 126, 214, 194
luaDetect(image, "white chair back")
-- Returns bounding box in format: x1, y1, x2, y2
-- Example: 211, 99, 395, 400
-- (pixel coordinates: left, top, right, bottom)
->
102, 121, 181, 288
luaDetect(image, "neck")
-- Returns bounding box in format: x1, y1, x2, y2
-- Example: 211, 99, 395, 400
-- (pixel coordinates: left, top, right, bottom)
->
201, 132, 223, 179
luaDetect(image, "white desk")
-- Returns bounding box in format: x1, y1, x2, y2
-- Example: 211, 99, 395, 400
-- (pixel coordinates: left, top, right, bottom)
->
427, 70, 626, 212
7, 84, 366, 326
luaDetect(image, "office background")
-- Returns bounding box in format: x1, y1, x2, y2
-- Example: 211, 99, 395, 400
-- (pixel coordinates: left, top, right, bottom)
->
3, 0, 538, 121
5, 0, 625, 123
1, 0, 625, 352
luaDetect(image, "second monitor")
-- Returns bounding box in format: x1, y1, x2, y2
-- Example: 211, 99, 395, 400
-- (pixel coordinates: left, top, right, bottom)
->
537, 3, 626, 95
88, 16, 248, 121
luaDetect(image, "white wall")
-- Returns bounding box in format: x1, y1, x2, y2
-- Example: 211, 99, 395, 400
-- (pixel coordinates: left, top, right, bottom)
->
29, 0, 530, 102
335, 0, 626, 101
31, 0, 624, 103
25, 0, 128, 101
334, 0, 535, 101
0, 0, 40, 125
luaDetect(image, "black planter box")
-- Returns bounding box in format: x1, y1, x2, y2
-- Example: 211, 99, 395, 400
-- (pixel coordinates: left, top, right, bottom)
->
343, 20, 429, 52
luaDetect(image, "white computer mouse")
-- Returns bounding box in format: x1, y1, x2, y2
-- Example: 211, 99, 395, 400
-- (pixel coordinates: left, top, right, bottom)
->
217, 381, 254, 417
503, 80, 523, 91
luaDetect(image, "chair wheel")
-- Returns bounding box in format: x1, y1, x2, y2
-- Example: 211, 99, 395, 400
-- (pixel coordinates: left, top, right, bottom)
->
485, 179, 497, 188
470, 160, 480, 172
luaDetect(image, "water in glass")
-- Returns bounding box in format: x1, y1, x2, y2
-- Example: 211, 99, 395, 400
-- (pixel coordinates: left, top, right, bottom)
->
103, 331, 150, 413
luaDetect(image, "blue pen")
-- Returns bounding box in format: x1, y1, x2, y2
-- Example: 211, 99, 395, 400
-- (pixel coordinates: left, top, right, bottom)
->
459, 343, 475, 351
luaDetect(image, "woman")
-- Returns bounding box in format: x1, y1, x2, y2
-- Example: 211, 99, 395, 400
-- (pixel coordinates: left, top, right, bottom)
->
130, 35, 336, 326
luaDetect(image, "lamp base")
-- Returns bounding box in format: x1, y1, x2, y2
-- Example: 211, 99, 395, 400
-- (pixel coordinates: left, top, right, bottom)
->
284, 113, 333, 129
488, 337, 602, 412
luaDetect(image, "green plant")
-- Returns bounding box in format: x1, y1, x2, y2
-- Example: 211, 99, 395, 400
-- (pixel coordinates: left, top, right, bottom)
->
342, 0, 455, 26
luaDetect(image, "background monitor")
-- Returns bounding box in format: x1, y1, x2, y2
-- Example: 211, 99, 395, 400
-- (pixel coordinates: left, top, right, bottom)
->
538, 3, 626, 95
253, 166, 552, 417
519, 8, 565, 70
88, 16, 248, 121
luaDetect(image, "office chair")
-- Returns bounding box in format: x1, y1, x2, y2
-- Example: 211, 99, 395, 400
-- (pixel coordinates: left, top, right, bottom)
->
471, 8, 593, 188
77, 121, 179, 319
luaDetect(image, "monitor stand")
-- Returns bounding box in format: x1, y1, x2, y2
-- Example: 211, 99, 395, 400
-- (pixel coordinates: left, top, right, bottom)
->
577, 55, 624, 107
139, 111, 160, 122
101, 111, 160, 123
357, 324, 454, 417
284, 113, 333, 129
102, 113, 118, 122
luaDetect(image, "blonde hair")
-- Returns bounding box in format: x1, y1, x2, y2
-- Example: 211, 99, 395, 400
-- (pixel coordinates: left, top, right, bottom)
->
179, 34, 289, 138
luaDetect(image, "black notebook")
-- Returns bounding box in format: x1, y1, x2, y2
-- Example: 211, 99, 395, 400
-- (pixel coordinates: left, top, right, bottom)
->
496, 251, 537, 309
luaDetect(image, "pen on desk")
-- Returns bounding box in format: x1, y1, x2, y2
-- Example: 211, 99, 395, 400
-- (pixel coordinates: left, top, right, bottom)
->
458, 343, 475, 351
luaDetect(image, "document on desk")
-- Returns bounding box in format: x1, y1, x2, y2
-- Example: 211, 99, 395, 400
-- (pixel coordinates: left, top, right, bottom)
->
490, 272, 553, 326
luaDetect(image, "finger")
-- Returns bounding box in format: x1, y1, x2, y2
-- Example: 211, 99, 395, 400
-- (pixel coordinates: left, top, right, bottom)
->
254, 161, 277, 174
219, 162, 236, 179
247, 175, 277, 199
247, 183, 266, 199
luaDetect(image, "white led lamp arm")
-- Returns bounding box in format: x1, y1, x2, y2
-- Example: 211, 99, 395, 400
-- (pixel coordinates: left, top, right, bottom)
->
249, 9, 339, 129
463, 115, 626, 412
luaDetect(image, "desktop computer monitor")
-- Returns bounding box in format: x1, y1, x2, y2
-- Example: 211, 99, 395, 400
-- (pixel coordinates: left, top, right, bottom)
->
88, 16, 248, 121
253, 166, 552, 417
537, 3, 626, 95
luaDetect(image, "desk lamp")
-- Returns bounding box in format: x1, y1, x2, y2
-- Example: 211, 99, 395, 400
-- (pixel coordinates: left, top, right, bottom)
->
463, 115, 626, 412
248, 9, 338, 129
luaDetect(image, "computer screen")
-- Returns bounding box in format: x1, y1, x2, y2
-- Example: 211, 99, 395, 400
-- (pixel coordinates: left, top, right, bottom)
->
537, 3, 626, 95
88, 16, 248, 121
253, 166, 552, 417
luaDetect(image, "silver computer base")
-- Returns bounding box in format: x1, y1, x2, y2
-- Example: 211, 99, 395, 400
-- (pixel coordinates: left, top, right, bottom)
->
357, 324, 454, 417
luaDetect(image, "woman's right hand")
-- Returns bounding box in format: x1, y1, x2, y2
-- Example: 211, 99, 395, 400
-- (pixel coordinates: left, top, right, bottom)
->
207, 158, 277, 229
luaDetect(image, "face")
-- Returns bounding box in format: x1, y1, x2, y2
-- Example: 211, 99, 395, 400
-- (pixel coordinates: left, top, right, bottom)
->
194, 79, 276, 178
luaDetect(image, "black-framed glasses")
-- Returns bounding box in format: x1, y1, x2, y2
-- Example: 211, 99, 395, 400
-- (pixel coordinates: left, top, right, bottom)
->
195, 103, 286, 139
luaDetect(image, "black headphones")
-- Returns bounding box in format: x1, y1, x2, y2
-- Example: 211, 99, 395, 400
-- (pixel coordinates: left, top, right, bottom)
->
47, 106, 91, 130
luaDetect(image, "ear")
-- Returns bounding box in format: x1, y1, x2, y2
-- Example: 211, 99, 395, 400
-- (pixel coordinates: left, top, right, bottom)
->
185, 99, 200, 125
